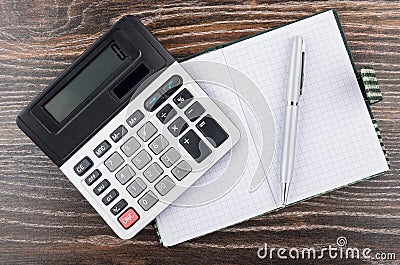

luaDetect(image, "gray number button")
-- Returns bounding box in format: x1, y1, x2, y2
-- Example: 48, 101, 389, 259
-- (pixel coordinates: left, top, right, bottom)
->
104, 152, 124, 172
143, 162, 163, 183
138, 191, 158, 211
155, 176, 175, 196
127, 177, 147, 198
149, 135, 169, 155
172, 160, 192, 180
121, 137, 141, 157
132, 150, 152, 170
115, 165, 135, 185
160, 148, 181, 168
137, 122, 157, 142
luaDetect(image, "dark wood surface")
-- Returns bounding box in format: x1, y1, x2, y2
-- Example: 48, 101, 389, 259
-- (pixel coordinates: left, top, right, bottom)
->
0, 1, 399, 264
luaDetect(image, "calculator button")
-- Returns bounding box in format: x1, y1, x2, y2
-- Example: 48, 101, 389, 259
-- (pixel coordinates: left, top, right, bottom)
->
197, 115, 229, 148
180, 129, 212, 163
118, 208, 140, 229
173, 88, 193, 109
160, 148, 181, 168
160, 75, 183, 96
155, 176, 175, 196
138, 191, 158, 211
144, 91, 165, 112
143, 162, 164, 183
110, 125, 128, 143
132, 150, 152, 170
172, 161, 192, 180
104, 152, 124, 172
102, 189, 119, 205
121, 137, 141, 157
74, 157, 93, 176
168, 117, 188, 137
126, 110, 144, 128
93, 140, 111, 158
149, 135, 169, 155
93, 179, 110, 195
157, 104, 177, 124
115, 165, 136, 185
85, 169, 102, 186
137, 122, 157, 142
184, 101, 205, 122
111, 199, 128, 216
127, 177, 147, 198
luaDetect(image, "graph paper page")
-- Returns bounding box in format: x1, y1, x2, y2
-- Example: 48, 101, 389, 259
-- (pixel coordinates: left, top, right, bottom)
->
156, 10, 389, 246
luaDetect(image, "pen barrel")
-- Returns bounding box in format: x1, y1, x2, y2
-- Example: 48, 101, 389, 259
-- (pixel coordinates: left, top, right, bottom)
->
281, 104, 299, 184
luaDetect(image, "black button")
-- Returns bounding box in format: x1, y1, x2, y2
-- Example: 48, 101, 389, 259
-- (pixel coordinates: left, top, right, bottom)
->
144, 91, 165, 112
85, 169, 102, 186
157, 104, 177, 124
168, 117, 188, 137
196, 115, 229, 148
173, 88, 193, 109
160, 75, 183, 96
74, 157, 93, 176
184, 101, 205, 122
126, 110, 144, 128
93, 140, 111, 158
110, 125, 128, 143
93, 179, 110, 195
102, 189, 119, 205
179, 129, 212, 163
110, 199, 128, 216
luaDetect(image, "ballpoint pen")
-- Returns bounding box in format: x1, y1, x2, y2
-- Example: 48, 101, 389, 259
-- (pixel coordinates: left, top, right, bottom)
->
281, 35, 305, 205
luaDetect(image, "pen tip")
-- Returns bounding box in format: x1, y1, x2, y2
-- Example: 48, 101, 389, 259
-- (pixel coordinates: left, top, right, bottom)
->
282, 183, 290, 205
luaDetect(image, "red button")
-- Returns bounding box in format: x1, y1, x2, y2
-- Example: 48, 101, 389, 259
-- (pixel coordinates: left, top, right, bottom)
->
118, 208, 140, 229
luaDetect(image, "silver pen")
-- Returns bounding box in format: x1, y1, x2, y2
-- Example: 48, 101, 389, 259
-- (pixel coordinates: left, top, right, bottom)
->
281, 36, 305, 205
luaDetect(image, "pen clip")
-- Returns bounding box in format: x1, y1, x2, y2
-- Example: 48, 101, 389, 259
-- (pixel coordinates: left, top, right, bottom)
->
299, 50, 305, 96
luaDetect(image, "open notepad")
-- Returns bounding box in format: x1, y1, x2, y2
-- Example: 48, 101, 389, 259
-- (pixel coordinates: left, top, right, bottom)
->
155, 10, 389, 246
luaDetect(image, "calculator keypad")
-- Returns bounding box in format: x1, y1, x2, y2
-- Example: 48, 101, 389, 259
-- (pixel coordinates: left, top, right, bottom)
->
69, 71, 239, 238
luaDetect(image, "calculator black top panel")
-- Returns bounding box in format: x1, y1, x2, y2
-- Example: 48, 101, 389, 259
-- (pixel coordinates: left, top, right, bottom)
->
17, 16, 175, 166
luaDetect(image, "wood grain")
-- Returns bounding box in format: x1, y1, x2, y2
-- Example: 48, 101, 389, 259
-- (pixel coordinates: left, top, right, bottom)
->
0, 1, 399, 264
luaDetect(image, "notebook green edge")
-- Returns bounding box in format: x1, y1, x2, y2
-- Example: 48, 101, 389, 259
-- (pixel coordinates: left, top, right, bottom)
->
153, 9, 390, 246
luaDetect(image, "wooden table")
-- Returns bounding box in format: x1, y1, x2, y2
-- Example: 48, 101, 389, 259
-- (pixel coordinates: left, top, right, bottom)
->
0, 1, 399, 264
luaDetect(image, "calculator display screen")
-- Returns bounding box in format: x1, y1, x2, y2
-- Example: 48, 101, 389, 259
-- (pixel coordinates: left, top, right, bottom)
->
44, 42, 127, 122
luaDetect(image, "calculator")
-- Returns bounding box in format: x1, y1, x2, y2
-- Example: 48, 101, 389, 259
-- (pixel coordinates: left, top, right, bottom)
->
16, 16, 240, 239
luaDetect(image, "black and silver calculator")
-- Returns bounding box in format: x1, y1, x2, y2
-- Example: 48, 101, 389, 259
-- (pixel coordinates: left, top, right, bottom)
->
17, 16, 240, 239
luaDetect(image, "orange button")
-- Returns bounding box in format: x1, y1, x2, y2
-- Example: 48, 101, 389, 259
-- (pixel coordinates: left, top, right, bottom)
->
118, 208, 140, 229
